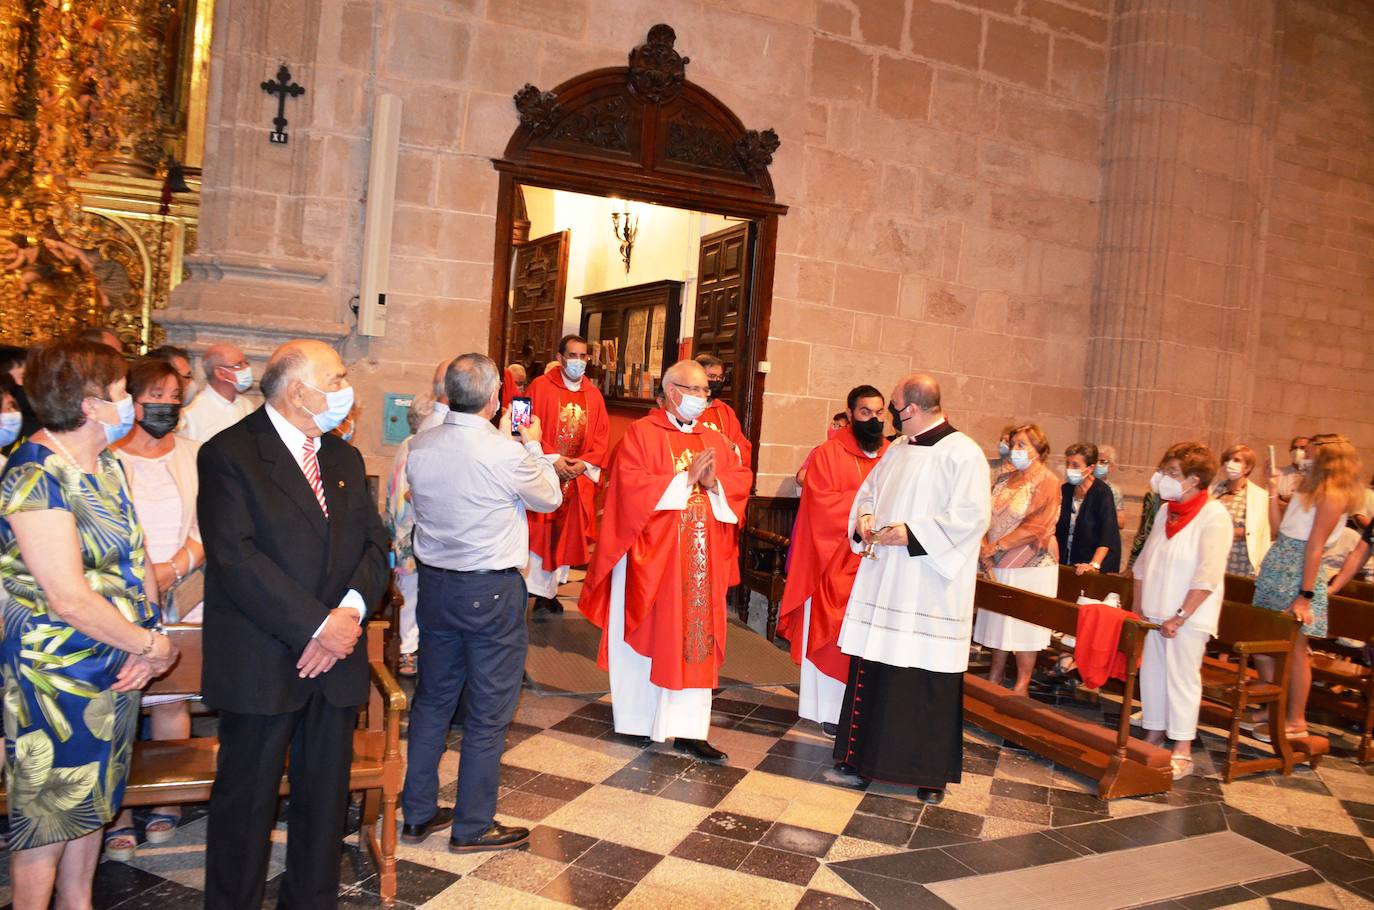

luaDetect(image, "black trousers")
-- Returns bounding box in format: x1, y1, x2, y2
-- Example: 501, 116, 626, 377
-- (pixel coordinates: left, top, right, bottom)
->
205, 691, 356, 910
833, 657, 964, 789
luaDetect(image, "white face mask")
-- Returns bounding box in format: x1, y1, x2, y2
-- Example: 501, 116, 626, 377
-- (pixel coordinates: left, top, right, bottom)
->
1149, 470, 1163, 495
1066, 468, 1085, 486
1009, 449, 1031, 470
224, 365, 253, 392
1157, 474, 1185, 502
676, 392, 708, 422
1225, 460, 1245, 480
562, 358, 587, 381
302, 382, 355, 434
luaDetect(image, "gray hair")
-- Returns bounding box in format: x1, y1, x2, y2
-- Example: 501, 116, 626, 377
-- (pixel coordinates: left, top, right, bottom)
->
260, 346, 310, 403
445, 353, 499, 413
407, 392, 435, 434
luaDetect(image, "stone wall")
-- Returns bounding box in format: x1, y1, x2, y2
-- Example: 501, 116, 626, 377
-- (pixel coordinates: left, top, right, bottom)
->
164, 0, 1374, 498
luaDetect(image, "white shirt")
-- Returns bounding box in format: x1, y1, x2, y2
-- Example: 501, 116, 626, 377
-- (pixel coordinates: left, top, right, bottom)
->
181, 385, 257, 442
264, 404, 367, 631
1132, 498, 1232, 636
408, 410, 562, 571
417, 401, 448, 433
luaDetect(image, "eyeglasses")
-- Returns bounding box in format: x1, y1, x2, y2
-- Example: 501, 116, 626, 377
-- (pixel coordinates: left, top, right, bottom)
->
670, 381, 710, 396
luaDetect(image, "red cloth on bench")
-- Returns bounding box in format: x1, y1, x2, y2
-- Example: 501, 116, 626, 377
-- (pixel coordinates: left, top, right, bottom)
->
1075, 601, 1128, 689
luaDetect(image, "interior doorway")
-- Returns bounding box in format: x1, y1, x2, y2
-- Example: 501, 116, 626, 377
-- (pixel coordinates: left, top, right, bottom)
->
485, 23, 786, 475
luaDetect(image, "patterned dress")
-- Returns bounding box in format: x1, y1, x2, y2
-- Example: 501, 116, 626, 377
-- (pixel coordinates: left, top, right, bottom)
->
1, 441, 157, 850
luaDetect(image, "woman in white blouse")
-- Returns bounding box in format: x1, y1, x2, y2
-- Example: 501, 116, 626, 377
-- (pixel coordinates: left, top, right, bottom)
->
109, 358, 205, 858
1132, 442, 1232, 780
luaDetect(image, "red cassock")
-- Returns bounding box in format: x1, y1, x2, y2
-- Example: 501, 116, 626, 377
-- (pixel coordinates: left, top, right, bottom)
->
698, 398, 752, 585
526, 371, 611, 572
579, 409, 753, 691
775, 428, 888, 681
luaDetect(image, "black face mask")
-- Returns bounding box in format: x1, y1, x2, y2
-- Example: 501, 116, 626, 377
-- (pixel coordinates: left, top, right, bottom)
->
852, 416, 884, 449
138, 402, 181, 439
889, 403, 907, 433
707, 378, 725, 398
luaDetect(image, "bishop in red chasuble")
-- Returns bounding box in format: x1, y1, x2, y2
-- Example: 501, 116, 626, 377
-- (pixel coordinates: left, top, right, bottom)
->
579, 361, 751, 762
523, 335, 610, 614
776, 385, 889, 728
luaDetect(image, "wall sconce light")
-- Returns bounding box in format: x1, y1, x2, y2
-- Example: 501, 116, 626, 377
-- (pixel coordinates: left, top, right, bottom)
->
610, 201, 639, 274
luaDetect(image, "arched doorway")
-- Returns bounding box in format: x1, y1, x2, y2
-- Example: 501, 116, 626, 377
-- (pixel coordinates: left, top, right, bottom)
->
487, 24, 787, 472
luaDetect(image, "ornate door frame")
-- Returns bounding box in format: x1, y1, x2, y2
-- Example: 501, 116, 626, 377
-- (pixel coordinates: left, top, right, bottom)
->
487, 23, 788, 474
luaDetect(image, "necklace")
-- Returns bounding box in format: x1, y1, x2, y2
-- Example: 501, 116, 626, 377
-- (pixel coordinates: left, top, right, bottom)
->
40, 430, 94, 474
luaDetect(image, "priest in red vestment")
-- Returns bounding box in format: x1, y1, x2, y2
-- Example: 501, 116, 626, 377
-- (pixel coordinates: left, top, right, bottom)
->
579, 360, 752, 762
776, 385, 888, 731
523, 335, 610, 615
694, 353, 752, 465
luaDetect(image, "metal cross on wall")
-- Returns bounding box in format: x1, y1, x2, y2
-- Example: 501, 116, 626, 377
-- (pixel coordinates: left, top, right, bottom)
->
261, 64, 305, 145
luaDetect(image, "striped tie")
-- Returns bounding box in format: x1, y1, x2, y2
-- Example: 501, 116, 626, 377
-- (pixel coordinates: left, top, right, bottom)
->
302, 436, 329, 518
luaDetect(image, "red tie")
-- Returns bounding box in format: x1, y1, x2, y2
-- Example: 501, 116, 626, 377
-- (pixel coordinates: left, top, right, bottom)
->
302, 437, 329, 518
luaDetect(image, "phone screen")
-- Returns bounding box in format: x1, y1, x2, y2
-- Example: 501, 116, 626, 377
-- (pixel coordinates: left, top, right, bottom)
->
510, 397, 532, 435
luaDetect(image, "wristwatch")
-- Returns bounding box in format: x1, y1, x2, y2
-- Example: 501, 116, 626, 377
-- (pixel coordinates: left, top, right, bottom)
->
1298, 589, 1315, 600
1089, 561, 1101, 572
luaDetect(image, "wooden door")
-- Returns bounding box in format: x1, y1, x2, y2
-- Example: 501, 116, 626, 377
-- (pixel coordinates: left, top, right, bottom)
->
506, 230, 570, 371
691, 222, 751, 409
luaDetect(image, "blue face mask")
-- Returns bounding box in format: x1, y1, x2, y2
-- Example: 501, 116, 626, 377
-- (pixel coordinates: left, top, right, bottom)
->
562, 358, 587, 381
0, 411, 20, 447
1093, 463, 1109, 479
1066, 468, 1085, 486
94, 396, 135, 446
303, 382, 355, 434
1009, 449, 1031, 471
997, 441, 1010, 457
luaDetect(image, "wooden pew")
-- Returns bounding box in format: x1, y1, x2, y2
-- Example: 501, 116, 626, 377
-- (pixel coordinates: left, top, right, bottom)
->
735, 495, 800, 640
1056, 564, 1133, 610
967, 579, 1172, 798
1197, 601, 1328, 780
0, 623, 408, 905
1308, 592, 1374, 762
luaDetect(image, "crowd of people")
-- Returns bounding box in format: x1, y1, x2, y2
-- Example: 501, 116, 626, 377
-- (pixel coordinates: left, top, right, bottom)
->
0, 328, 1369, 910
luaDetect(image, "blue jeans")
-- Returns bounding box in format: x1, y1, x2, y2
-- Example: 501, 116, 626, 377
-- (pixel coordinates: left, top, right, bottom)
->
401, 566, 528, 839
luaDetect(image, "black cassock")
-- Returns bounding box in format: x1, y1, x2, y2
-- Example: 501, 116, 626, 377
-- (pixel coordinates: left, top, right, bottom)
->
831, 657, 964, 788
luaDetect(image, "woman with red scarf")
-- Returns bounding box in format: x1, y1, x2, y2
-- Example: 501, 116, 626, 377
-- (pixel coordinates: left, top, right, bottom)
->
1131, 442, 1232, 780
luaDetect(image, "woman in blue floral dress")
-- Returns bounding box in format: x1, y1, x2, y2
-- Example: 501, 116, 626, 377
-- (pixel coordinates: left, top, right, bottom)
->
1, 339, 177, 908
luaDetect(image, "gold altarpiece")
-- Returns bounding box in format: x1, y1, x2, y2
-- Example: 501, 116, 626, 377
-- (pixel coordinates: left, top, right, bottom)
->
0, 0, 213, 353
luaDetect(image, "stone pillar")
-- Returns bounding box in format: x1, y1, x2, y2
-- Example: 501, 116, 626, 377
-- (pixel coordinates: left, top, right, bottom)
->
1083, 0, 1278, 472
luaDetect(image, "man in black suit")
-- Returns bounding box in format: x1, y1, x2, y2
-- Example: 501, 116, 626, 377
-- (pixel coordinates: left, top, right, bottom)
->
198, 339, 389, 910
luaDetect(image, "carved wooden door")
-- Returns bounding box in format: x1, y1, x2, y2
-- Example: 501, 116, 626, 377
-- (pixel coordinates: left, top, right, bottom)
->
506, 230, 570, 371
692, 222, 751, 408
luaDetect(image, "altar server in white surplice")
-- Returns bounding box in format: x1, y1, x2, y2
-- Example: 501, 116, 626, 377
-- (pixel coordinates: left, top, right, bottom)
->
829, 374, 991, 804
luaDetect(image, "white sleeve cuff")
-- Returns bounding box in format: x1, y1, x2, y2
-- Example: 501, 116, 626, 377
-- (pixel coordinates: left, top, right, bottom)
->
705, 481, 738, 524
583, 463, 602, 484
312, 589, 367, 638
655, 473, 692, 511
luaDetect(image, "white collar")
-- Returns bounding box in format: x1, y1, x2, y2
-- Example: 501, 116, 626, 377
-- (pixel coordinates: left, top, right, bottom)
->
265, 403, 312, 455
560, 372, 583, 391
667, 412, 696, 434
205, 385, 236, 408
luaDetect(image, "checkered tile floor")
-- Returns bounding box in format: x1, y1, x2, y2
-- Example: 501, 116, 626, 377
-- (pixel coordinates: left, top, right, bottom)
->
5, 662, 1374, 909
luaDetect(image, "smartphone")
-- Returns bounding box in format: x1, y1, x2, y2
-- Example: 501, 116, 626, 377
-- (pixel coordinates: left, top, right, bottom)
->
510, 396, 532, 435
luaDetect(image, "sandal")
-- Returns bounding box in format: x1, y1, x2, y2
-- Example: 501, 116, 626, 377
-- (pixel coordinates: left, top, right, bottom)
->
398, 653, 418, 678
1170, 755, 1194, 780
144, 812, 180, 845
1251, 723, 1309, 744
104, 826, 139, 862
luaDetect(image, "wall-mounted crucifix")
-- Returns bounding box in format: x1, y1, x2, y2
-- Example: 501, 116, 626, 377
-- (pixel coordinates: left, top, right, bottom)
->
261, 64, 305, 144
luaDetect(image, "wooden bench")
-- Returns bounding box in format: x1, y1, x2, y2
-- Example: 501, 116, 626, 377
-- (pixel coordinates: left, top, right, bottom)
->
1056, 563, 1133, 609
967, 578, 1172, 798
735, 495, 799, 640
1307, 592, 1374, 762
1, 623, 408, 905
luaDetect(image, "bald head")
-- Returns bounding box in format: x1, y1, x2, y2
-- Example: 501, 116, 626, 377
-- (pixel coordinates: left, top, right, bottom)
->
203, 342, 250, 399
262, 340, 348, 437
507, 363, 527, 383
432, 360, 449, 403
890, 373, 941, 434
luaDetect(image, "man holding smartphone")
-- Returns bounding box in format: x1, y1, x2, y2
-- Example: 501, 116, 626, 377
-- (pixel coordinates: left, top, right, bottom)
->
399, 353, 562, 853
523, 334, 610, 617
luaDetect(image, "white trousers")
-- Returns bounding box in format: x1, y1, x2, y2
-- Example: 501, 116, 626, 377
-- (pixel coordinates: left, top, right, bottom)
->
523, 551, 570, 599
607, 556, 712, 741
797, 597, 846, 726
398, 570, 419, 655
1139, 625, 1211, 742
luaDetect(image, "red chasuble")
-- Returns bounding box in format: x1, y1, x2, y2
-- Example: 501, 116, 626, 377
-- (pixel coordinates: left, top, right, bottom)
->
579, 409, 753, 690
775, 428, 888, 681
699, 398, 753, 466
526, 371, 611, 571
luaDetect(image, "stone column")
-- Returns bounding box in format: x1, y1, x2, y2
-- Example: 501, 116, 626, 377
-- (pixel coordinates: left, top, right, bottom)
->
1082, 0, 1278, 471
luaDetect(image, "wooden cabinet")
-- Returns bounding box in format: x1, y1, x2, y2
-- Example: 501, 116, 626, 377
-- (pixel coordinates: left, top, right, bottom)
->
578, 279, 683, 407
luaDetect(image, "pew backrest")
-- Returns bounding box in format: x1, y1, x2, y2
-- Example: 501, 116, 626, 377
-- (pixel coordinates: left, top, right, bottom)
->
1057, 564, 1134, 610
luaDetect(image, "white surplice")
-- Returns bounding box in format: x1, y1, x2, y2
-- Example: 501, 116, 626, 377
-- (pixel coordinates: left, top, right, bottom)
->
836, 427, 991, 674
606, 418, 739, 742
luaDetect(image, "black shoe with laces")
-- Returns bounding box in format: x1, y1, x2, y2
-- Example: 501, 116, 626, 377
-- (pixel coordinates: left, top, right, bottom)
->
673, 737, 728, 764
400, 806, 453, 844
449, 823, 530, 853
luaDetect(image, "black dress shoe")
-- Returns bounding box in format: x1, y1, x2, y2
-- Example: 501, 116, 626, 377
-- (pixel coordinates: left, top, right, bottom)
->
673, 738, 728, 764
400, 806, 453, 844
448, 823, 530, 853
820, 765, 869, 789
917, 787, 945, 805
821, 722, 838, 736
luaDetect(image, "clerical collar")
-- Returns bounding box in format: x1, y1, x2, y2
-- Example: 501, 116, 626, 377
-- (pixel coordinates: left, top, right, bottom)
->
667, 412, 695, 433
909, 418, 957, 447
562, 373, 582, 392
